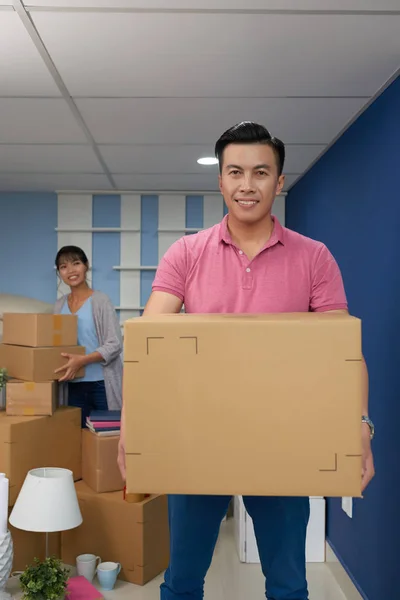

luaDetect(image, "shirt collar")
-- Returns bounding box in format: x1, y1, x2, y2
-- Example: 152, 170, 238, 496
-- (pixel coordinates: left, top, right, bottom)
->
219, 214, 285, 248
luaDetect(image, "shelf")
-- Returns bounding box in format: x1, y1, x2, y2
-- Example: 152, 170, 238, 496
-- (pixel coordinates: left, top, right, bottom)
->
56, 227, 200, 233
56, 227, 140, 233
115, 306, 145, 310
113, 266, 157, 271
158, 227, 202, 233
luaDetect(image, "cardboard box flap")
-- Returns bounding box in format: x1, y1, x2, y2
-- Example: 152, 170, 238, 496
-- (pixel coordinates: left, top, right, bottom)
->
124, 313, 361, 362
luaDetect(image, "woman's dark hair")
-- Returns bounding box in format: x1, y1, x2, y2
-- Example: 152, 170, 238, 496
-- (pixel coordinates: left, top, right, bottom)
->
55, 246, 89, 270
215, 121, 285, 176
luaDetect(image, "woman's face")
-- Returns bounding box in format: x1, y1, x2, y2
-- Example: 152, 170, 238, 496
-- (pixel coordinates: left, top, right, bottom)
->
58, 257, 87, 288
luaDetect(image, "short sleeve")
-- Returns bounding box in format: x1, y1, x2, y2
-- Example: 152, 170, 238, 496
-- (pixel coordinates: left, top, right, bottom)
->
310, 244, 348, 312
152, 237, 187, 301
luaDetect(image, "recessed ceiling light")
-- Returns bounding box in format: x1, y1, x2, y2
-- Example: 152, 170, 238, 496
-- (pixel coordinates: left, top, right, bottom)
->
197, 157, 218, 166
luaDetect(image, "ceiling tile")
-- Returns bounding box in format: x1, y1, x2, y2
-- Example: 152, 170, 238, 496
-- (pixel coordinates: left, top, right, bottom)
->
0, 99, 87, 143
0, 13, 60, 96
24, 1, 400, 10
32, 12, 400, 97
0, 173, 112, 192
99, 143, 324, 174
0, 145, 104, 173
77, 97, 367, 145
113, 172, 297, 191
114, 173, 219, 191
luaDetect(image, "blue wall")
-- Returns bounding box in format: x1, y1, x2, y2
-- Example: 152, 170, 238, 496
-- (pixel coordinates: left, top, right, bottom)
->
0, 193, 214, 310
0, 193, 58, 303
92, 194, 121, 308
286, 76, 400, 600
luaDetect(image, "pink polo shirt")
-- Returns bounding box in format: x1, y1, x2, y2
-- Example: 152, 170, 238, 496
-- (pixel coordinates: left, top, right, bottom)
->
152, 215, 347, 314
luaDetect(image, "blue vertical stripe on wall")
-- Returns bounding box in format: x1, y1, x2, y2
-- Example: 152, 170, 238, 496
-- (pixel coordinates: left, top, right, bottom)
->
92, 195, 121, 307
185, 195, 204, 232
285, 76, 400, 600
0, 193, 57, 303
140, 195, 159, 308
223, 201, 228, 216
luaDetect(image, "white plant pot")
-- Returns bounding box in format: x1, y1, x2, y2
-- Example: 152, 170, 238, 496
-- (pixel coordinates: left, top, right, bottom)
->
0, 531, 13, 598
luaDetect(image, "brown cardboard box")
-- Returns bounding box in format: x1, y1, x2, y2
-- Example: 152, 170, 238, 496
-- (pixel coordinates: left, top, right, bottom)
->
0, 407, 82, 505
123, 313, 363, 498
2, 313, 77, 347
61, 482, 169, 586
82, 429, 124, 493
0, 344, 85, 382
6, 380, 57, 416
9, 512, 61, 570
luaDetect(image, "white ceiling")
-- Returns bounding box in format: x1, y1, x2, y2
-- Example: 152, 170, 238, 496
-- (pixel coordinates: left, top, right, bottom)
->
0, 1, 399, 193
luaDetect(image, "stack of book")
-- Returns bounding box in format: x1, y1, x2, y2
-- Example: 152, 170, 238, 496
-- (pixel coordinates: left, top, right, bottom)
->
86, 410, 121, 436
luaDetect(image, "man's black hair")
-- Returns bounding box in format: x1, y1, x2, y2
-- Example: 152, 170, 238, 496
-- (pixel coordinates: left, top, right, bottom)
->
215, 121, 285, 176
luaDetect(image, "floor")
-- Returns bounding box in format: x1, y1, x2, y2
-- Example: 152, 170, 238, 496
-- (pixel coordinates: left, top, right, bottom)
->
6, 520, 351, 599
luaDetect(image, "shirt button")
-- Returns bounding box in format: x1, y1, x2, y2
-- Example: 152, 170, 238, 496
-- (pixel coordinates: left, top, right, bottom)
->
246, 267, 251, 273
239, 250, 243, 255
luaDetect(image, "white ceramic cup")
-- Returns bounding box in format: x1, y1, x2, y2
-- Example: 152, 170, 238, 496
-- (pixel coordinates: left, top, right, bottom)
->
76, 554, 101, 582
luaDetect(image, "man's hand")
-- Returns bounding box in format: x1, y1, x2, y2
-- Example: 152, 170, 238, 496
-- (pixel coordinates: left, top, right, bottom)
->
54, 353, 84, 382
117, 434, 126, 481
361, 422, 375, 492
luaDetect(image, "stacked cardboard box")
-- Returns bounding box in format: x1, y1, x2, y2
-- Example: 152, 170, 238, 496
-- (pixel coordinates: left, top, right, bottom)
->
82, 428, 124, 494
61, 427, 169, 585
1, 313, 85, 416
0, 313, 84, 570
0, 407, 82, 570
62, 481, 170, 586
0, 312, 170, 584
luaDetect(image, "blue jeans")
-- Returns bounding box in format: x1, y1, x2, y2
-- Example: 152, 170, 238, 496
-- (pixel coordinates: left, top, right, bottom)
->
68, 381, 108, 428
161, 495, 310, 600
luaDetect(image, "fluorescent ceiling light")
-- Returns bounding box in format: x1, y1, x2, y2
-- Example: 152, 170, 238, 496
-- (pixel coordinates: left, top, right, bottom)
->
197, 157, 218, 166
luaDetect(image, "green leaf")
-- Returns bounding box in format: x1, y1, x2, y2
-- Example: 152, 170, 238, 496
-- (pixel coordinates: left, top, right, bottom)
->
20, 556, 70, 600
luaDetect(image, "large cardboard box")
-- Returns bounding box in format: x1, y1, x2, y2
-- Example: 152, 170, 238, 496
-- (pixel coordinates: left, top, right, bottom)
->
0, 344, 85, 382
61, 482, 169, 586
2, 313, 77, 347
82, 429, 124, 493
123, 313, 363, 498
0, 407, 82, 505
6, 380, 57, 416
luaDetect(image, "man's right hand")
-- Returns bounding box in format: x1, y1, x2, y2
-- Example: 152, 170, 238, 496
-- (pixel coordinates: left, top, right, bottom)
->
117, 434, 126, 481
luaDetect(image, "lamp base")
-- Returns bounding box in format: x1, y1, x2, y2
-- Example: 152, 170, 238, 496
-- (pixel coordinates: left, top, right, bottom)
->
0, 531, 13, 598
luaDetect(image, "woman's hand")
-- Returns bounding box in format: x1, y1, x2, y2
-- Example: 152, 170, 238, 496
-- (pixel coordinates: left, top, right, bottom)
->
55, 353, 85, 382
117, 434, 126, 481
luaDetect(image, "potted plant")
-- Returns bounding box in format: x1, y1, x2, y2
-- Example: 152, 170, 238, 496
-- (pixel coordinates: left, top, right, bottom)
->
19, 557, 70, 600
0, 368, 7, 409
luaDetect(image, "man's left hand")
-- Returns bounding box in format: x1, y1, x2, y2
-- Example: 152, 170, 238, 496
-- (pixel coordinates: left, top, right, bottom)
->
361, 422, 375, 492
55, 353, 85, 382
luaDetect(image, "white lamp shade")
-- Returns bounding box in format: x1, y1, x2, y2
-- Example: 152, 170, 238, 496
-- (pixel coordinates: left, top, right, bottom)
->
9, 468, 82, 533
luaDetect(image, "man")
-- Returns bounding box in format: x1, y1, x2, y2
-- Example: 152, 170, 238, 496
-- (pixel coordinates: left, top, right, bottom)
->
118, 121, 375, 600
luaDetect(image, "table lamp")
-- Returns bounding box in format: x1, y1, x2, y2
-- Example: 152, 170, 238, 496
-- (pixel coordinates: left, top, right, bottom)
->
9, 467, 82, 558
0, 475, 12, 600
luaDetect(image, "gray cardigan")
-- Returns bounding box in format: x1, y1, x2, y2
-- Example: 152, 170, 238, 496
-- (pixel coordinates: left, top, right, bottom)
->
54, 290, 123, 410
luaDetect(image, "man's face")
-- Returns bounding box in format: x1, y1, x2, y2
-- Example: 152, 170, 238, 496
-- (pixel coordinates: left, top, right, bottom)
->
219, 143, 285, 225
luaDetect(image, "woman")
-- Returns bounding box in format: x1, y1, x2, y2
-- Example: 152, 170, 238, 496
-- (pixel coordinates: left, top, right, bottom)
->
53, 245, 123, 428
